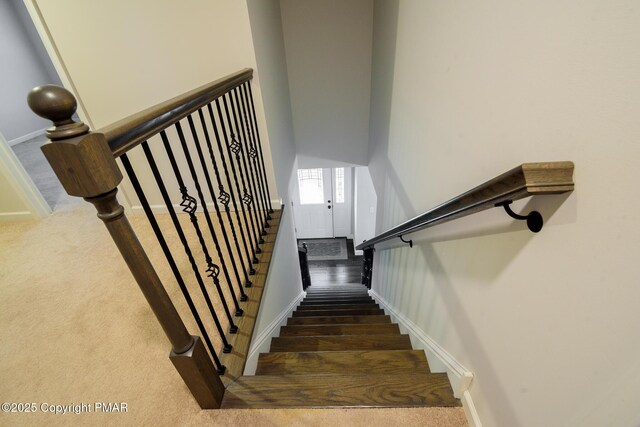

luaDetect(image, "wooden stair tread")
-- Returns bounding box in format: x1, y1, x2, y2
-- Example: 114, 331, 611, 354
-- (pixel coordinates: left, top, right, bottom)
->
301, 299, 375, 305
297, 303, 379, 311
305, 291, 369, 296
221, 373, 460, 408
287, 315, 391, 325
270, 334, 412, 352
293, 308, 385, 317
256, 349, 430, 375
279, 323, 399, 336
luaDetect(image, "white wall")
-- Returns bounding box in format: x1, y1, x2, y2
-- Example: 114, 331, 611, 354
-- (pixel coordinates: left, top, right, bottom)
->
246, 0, 296, 196
280, 0, 373, 167
369, 1, 640, 426
0, 0, 58, 142
244, 0, 303, 373
353, 166, 376, 255
30, 0, 279, 209
244, 159, 303, 375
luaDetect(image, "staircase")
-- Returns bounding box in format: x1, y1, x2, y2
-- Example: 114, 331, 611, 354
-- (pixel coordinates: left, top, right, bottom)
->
221, 284, 461, 408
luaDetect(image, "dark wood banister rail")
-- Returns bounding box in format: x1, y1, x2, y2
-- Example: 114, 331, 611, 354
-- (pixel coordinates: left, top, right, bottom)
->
356, 162, 575, 251
103, 68, 253, 157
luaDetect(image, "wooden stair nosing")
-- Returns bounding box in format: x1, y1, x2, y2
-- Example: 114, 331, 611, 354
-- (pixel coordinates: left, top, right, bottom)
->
287, 315, 392, 325
303, 296, 373, 302
301, 299, 375, 305
303, 296, 373, 300
305, 290, 368, 294
292, 308, 385, 317
279, 323, 400, 336
296, 303, 380, 311
221, 373, 460, 409
269, 334, 413, 352
255, 349, 430, 375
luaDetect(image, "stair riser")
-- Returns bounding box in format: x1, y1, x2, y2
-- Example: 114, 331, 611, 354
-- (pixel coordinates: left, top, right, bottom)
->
287, 315, 391, 325
297, 304, 380, 311
293, 309, 385, 317
304, 294, 372, 299
305, 293, 369, 298
301, 299, 375, 305
270, 335, 413, 352
280, 324, 400, 336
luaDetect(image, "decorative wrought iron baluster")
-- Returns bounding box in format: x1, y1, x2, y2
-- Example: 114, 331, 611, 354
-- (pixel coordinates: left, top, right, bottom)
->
207, 103, 257, 275
160, 130, 239, 330
236, 85, 269, 232
214, 98, 260, 264
141, 140, 233, 353
221, 95, 263, 253
246, 81, 274, 215
177, 120, 247, 310
362, 248, 374, 290
187, 113, 249, 299
228, 90, 264, 245
121, 153, 226, 373
240, 83, 270, 226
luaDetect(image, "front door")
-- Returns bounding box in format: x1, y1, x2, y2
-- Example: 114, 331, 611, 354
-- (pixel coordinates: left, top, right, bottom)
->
293, 168, 334, 238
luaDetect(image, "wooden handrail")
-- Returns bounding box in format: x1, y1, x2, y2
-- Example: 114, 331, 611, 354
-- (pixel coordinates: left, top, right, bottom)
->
102, 68, 253, 157
356, 162, 575, 250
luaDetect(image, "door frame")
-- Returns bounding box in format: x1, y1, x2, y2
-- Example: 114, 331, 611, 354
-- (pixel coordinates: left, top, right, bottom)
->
0, 132, 51, 220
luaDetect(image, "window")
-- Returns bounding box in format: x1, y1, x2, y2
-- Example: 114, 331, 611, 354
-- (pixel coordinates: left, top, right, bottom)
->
297, 168, 324, 204
335, 168, 345, 203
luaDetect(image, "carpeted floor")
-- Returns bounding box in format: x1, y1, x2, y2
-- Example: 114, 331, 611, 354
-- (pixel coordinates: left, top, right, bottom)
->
300, 238, 348, 261
0, 202, 467, 426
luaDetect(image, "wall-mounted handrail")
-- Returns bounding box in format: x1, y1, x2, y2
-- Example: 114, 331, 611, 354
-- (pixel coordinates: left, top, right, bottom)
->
356, 162, 574, 251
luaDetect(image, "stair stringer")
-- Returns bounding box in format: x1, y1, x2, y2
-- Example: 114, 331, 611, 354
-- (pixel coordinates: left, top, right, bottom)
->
243, 291, 306, 375
369, 289, 482, 427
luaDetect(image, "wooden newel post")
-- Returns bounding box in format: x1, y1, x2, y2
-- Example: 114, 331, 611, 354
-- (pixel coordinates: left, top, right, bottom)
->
28, 85, 225, 409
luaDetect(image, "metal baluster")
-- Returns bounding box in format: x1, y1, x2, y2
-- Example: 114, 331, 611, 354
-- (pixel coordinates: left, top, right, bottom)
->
246, 81, 274, 215
213, 98, 260, 264
226, 92, 264, 247
187, 113, 250, 299
121, 153, 226, 373
206, 102, 257, 275
220, 95, 263, 254
141, 140, 234, 352
175, 120, 246, 313
240, 83, 270, 227
160, 130, 239, 331
236, 85, 269, 231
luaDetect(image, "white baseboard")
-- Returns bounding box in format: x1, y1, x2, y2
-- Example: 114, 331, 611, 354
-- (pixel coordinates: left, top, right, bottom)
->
243, 291, 305, 375
369, 289, 482, 427
462, 390, 483, 427
8, 128, 47, 146
0, 211, 35, 221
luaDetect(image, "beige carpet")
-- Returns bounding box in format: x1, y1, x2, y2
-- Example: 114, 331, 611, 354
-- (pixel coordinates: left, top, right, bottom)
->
0, 200, 467, 426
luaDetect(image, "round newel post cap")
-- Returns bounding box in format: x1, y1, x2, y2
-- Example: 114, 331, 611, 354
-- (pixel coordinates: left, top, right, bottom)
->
28, 84, 89, 140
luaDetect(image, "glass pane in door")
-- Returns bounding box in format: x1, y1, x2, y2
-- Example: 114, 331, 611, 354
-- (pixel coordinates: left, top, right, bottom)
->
335, 168, 345, 203
297, 168, 324, 204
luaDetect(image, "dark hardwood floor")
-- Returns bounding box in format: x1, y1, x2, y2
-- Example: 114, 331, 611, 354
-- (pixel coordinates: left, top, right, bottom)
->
299, 239, 363, 286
